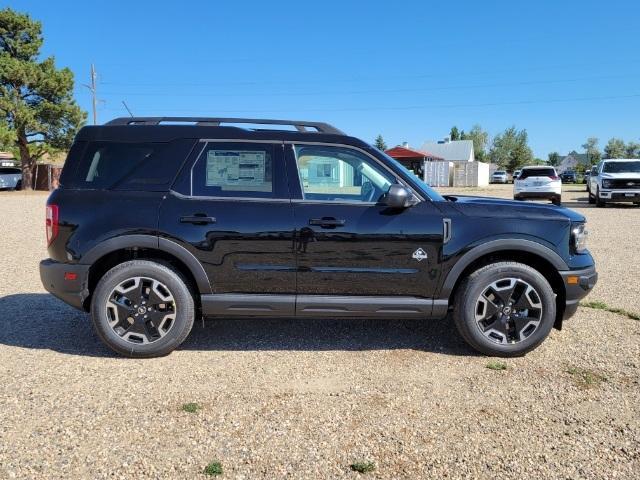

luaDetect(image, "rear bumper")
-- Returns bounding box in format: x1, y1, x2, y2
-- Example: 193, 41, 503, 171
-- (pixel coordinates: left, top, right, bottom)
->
560, 265, 598, 319
39, 259, 90, 311
514, 191, 561, 200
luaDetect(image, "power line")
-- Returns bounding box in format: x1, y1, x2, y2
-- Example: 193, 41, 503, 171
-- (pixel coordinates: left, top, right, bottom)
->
93, 74, 639, 99
99, 92, 640, 115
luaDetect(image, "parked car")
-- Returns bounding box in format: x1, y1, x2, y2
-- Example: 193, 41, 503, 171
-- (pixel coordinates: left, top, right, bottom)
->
588, 159, 640, 207
40, 117, 597, 358
513, 166, 562, 205
491, 170, 508, 183
560, 171, 578, 183
512, 170, 521, 183
0, 167, 22, 190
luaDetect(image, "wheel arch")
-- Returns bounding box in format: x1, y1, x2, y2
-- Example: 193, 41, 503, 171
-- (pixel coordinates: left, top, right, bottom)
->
82, 235, 211, 311
440, 240, 568, 329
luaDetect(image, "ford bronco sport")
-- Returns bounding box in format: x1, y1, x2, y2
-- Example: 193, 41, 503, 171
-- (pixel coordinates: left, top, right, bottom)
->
40, 117, 598, 358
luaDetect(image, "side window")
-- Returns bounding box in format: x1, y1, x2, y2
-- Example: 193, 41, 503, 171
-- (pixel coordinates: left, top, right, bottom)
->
70, 140, 194, 190
191, 142, 286, 199
293, 145, 396, 203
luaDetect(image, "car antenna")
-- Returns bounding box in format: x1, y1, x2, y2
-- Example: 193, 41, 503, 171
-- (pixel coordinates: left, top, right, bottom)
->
121, 101, 134, 117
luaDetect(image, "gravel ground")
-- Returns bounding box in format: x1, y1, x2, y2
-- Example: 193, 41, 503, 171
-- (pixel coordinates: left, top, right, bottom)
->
0, 186, 638, 479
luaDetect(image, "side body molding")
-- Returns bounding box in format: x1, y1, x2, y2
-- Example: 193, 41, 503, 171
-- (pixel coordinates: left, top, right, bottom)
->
81, 234, 212, 294
438, 239, 569, 299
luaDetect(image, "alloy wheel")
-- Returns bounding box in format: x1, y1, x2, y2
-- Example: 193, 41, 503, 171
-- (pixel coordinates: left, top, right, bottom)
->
105, 276, 177, 345
474, 277, 543, 344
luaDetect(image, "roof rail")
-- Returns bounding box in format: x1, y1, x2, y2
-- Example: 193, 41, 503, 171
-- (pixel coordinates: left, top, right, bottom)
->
104, 117, 345, 135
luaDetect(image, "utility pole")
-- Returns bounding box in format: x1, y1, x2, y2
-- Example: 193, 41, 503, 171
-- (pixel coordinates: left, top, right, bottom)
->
83, 64, 98, 125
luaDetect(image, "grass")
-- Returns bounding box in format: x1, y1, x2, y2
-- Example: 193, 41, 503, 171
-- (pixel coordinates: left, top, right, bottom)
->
203, 460, 223, 476
581, 300, 640, 321
181, 402, 201, 413
567, 366, 608, 389
350, 461, 376, 474
486, 360, 508, 371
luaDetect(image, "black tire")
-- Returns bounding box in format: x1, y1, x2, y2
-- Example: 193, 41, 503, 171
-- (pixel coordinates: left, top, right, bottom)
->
595, 188, 606, 208
588, 191, 595, 204
15, 180, 22, 191
552, 196, 562, 206
453, 261, 556, 357
91, 260, 195, 358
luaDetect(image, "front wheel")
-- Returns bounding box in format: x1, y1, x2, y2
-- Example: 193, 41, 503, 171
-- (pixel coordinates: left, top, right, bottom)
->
91, 260, 195, 358
453, 262, 556, 357
595, 188, 606, 208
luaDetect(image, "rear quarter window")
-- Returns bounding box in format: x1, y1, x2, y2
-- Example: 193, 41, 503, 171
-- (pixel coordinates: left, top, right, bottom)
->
64, 139, 195, 190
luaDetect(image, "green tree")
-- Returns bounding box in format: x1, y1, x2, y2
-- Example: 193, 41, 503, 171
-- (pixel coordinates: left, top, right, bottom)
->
581, 137, 601, 165
449, 126, 460, 141
462, 124, 489, 162
547, 152, 561, 167
0, 8, 85, 189
373, 134, 387, 151
604, 138, 626, 159
625, 141, 640, 158
489, 126, 533, 171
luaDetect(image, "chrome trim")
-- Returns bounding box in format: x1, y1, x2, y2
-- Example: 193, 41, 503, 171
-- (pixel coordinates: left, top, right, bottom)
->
198, 138, 283, 144
169, 189, 291, 203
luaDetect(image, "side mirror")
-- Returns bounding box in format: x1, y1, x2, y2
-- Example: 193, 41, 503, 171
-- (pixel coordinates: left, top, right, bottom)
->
384, 184, 413, 208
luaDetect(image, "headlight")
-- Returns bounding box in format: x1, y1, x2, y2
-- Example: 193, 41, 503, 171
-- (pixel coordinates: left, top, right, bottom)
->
571, 223, 588, 253
602, 179, 613, 188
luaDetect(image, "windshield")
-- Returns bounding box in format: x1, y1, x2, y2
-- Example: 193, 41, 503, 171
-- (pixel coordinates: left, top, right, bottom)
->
602, 161, 640, 173
379, 152, 445, 201
520, 167, 556, 179
494, 171, 506, 175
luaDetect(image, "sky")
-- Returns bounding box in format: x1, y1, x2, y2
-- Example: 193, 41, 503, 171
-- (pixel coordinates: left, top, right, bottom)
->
8, 0, 640, 158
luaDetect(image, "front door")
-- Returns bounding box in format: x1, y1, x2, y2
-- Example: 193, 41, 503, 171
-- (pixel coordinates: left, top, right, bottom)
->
286, 143, 444, 300
159, 141, 296, 304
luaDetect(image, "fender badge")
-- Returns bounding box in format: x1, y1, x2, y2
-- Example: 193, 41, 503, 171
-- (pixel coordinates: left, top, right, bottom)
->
412, 248, 428, 262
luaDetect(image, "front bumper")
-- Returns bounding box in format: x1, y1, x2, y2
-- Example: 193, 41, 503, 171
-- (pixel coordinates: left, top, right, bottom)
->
560, 265, 598, 319
39, 259, 91, 311
599, 190, 640, 201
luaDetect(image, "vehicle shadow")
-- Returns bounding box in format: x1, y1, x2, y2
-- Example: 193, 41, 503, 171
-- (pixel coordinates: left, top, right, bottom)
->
0, 293, 477, 358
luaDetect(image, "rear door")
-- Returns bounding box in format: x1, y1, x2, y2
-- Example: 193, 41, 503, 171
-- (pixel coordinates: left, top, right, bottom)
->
286, 142, 444, 302
159, 140, 296, 301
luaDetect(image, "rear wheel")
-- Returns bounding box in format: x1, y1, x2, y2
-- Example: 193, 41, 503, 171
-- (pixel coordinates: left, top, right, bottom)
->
552, 196, 562, 206
91, 260, 195, 358
453, 262, 556, 357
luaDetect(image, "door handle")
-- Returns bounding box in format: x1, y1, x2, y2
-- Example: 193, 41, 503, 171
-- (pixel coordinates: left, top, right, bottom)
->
309, 217, 346, 228
180, 215, 216, 225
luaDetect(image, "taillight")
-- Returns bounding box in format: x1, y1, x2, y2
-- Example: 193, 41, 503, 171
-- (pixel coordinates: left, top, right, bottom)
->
46, 204, 59, 246
549, 175, 559, 180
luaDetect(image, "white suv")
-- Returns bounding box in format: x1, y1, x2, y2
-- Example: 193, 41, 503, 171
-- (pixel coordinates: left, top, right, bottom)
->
588, 159, 640, 207
0, 167, 22, 190
513, 166, 562, 205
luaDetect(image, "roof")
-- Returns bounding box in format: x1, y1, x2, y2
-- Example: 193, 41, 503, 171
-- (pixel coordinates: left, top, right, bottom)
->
384, 145, 444, 160
76, 123, 363, 148
419, 139, 474, 161
106, 117, 345, 135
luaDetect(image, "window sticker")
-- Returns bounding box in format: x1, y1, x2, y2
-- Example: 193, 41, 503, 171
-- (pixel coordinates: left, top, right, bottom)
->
206, 150, 271, 192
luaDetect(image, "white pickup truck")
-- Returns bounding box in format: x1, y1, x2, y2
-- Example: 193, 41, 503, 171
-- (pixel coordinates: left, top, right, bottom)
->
0, 167, 22, 190
588, 159, 640, 207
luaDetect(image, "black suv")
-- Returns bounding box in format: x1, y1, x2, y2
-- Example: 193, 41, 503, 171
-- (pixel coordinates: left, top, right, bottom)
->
40, 117, 598, 358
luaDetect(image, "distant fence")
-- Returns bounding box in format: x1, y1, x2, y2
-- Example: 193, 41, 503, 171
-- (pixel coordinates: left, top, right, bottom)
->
32, 164, 62, 191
